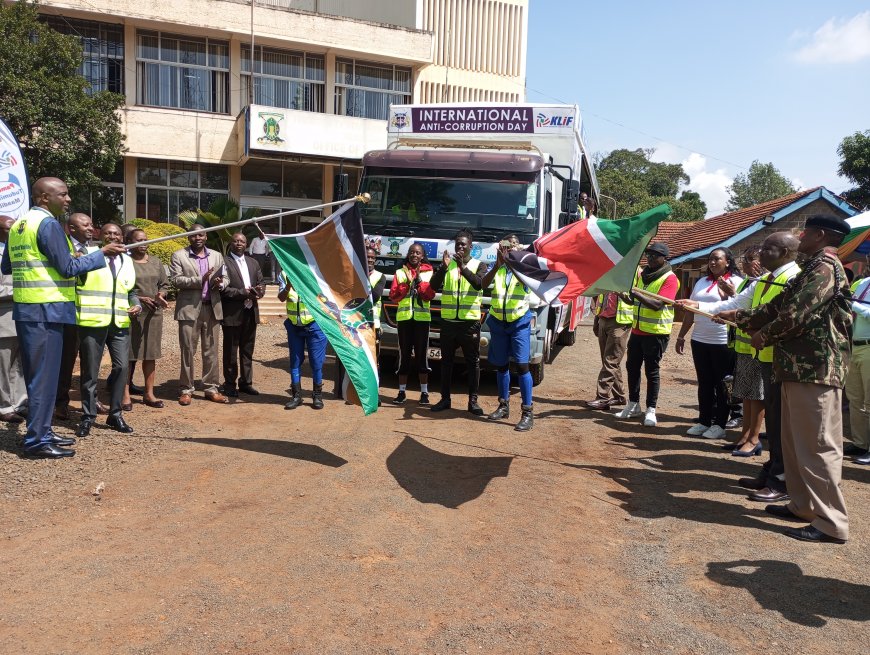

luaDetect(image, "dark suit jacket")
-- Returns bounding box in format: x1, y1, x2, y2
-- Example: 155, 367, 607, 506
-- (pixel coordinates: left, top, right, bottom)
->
221, 253, 264, 326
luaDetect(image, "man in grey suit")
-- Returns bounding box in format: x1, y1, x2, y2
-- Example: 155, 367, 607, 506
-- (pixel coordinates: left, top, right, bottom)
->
169, 225, 228, 406
0, 216, 27, 424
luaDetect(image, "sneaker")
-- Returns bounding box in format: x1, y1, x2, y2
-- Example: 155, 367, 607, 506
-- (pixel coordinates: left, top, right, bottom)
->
686, 423, 710, 436
643, 408, 657, 427
725, 417, 743, 429
701, 425, 727, 439
614, 402, 642, 419
419, 392, 430, 405
395, 390, 406, 404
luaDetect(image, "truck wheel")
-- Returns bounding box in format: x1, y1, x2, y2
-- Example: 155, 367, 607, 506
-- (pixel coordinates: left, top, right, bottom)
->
557, 326, 577, 346
530, 361, 545, 386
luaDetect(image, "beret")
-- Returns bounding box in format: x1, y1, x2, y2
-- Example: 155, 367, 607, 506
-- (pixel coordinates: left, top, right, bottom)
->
804, 214, 851, 236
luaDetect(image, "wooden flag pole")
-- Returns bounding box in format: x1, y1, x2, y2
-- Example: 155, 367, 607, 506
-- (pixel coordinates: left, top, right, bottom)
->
631, 286, 738, 327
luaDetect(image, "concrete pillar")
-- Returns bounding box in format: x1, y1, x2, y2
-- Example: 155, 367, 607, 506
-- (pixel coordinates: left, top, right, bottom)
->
123, 23, 136, 106
230, 37, 242, 117
124, 156, 137, 220
324, 50, 336, 115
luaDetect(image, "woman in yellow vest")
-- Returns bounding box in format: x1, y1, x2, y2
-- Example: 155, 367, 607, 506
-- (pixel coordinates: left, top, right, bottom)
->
278, 271, 328, 410
389, 243, 436, 404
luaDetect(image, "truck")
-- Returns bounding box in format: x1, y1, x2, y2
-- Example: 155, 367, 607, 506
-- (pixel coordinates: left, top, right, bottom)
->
359, 103, 599, 385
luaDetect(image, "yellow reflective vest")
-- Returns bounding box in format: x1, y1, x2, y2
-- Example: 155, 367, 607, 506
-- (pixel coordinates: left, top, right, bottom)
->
595, 292, 633, 325
489, 266, 529, 322
76, 249, 136, 328
734, 264, 800, 362
8, 208, 76, 304
369, 270, 384, 329
441, 258, 482, 320
281, 274, 314, 326
395, 266, 432, 322
632, 271, 680, 335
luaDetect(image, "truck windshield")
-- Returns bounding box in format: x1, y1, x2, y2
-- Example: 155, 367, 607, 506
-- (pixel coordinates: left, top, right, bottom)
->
360, 169, 540, 243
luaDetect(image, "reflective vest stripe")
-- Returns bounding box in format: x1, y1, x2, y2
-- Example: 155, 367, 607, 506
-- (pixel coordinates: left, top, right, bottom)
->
396, 267, 432, 322
75, 250, 135, 328
735, 267, 797, 362
632, 272, 679, 335
441, 258, 482, 320
9, 210, 76, 304
17, 279, 76, 288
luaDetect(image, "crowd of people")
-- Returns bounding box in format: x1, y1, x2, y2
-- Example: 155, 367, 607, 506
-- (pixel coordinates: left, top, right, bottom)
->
1, 177, 863, 545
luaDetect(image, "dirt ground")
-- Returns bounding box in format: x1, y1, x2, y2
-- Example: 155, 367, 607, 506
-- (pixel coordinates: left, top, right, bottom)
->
1, 317, 869, 655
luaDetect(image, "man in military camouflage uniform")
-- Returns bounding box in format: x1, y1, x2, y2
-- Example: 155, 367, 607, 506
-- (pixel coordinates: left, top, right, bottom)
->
718, 215, 852, 544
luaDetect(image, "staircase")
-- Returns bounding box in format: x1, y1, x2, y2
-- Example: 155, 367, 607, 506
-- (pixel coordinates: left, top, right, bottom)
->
258, 285, 286, 319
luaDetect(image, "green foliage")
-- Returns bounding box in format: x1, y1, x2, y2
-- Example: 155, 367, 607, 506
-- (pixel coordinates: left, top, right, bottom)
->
725, 160, 795, 211
837, 130, 870, 210
0, 2, 126, 194
595, 148, 704, 222
130, 218, 188, 268
178, 197, 260, 255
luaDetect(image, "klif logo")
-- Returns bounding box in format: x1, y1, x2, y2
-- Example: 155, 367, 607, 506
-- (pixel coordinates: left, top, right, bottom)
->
257, 112, 285, 146
535, 113, 574, 128
470, 244, 483, 259
16, 219, 26, 234
388, 238, 402, 256
391, 112, 408, 129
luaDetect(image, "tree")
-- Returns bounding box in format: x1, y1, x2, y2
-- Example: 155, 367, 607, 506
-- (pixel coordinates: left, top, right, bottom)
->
594, 148, 703, 222
837, 130, 870, 210
179, 197, 260, 255
0, 2, 125, 194
725, 160, 795, 211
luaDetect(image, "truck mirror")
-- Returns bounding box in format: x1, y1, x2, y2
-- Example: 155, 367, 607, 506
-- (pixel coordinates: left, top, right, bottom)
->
561, 179, 580, 213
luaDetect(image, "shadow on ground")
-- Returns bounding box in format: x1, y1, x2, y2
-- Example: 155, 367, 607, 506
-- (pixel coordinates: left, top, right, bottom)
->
706, 559, 870, 627
386, 436, 512, 509
187, 437, 348, 467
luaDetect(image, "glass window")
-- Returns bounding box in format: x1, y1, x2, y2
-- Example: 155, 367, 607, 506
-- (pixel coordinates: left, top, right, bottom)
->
334, 58, 411, 121
136, 30, 229, 114
283, 162, 322, 199
42, 16, 124, 95
136, 159, 228, 222
240, 45, 325, 112
241, 161, 323, 200
241, 161, 282, 197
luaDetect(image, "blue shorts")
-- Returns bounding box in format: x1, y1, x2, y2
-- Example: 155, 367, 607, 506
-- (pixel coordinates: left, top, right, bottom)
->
486, 311, 532, 367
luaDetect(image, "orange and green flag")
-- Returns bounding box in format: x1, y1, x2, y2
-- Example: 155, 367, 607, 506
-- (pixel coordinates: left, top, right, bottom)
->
267, 202, 379, 414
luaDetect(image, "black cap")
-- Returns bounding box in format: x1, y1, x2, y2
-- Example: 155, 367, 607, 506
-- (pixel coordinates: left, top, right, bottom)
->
804, 214, 851, 236
645, 242, 670, 258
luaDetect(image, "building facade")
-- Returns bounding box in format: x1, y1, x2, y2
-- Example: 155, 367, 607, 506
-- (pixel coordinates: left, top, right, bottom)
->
33, 0, 528, 232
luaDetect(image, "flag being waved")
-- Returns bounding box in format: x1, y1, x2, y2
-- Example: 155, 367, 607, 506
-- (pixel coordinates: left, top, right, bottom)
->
267, 202, 379, 415
506, 204, 672, 304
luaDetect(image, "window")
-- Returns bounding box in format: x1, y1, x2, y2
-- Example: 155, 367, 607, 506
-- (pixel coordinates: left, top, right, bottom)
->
241, 161, 322, 200
241, 45, 324, 112
136, 159, 228, 223
42, 17, 124, 95
334, 58, 411, 121
70, 162, 125, 225
136, 31, 229, 113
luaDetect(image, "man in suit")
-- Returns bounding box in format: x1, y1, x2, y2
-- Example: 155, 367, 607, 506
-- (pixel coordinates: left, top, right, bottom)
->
0, 216, 27, 424
75, 223, 141, 437
169, 225, 228, 405
221, 232, 264, 396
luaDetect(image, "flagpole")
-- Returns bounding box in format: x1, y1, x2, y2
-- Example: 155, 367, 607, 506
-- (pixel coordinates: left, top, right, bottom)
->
125, 193, 371, 250
631, 286, 738, 327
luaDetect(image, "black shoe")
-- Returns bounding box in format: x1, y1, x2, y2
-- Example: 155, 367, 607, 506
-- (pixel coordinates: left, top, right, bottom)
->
23, 443, 75, 458
488, 400, 510, 421
239, 385, 260, 396
784, 525, 846, 544
764, 504, 804, 522
749, 487, 789, 502
394, 390, 407, 404
737, 475, 767, 490
725, 417, 742, 429
48, 433, 76, 446
106, 416, 134, 434
128, 383, 145, 395
431, 398, 452, 412
854, 451, 870, 465
75, 419, 94, 438
515, 405, 534, 432
419, 392, 430, 405
312, 383, 324, 410
284, 386, 302, 410
843, 442, 869, 457
222, 386, 239, 398
467, 396, 484, 416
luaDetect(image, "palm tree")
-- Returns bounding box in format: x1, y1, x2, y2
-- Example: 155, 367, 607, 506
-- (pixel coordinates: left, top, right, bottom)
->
178, 197, 261, 254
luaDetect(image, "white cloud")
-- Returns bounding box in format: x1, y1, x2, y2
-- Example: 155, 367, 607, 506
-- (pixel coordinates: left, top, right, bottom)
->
650, 147, 732, 218
794, 11, 870, 64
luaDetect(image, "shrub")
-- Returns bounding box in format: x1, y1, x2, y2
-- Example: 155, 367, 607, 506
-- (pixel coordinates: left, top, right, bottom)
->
130, 218, 188, 268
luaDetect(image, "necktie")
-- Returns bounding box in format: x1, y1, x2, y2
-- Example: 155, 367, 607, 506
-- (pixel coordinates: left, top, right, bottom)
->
760, 273, 774, 295
109, 256, 117, 277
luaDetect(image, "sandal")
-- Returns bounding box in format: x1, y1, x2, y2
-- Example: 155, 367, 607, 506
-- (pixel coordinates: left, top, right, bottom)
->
122, 403, 133, 412
143, 399, 165, 409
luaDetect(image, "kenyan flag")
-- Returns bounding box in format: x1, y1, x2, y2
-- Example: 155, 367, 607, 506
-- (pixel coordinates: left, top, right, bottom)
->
268, 202, 379, 415
506, 204, 672, 304
839, 210, 870, 259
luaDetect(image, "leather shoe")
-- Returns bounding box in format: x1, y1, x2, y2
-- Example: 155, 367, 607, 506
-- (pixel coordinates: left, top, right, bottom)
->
128, 383, 145, 395
737, 475, 766, 490
75, 419, 94, 438
23, 443, 75, 458
178, 394, 192, 406
205, 392, 229, 404
48, 433, 76, 446
784, 525, 846, 544
222, 386, 239, 398
431, 398, 452, 412
54, 404, 71, 421
0, 411, 23, 424
764, 504, 805, 522
843, 442, 868, 457
854, 451, 870, 465
106, 416, 134, 433
749, 487, 790, 502
585, 399, 611, 410
96, 401, 109, 415
239, 385, 260, 396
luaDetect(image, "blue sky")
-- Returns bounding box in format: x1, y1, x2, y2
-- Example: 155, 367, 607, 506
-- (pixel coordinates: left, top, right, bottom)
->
526, 1, 870, 216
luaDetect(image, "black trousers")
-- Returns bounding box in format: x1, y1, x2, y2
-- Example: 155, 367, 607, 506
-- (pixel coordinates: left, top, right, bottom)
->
626, 333, 669, 408
397, 320, 429, 376
222, 309, 258, 388
80, 324, 129, 420
56, 323, 79, 407
439, 319, 480, 398
690, 340, 734, 428
760, 362, 786, 492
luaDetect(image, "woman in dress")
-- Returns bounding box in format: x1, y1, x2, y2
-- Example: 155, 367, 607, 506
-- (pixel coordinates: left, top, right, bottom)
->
123, 229, 169, 409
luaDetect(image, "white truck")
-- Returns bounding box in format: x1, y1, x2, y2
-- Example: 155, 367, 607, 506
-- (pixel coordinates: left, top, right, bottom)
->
359, 103, 599, 385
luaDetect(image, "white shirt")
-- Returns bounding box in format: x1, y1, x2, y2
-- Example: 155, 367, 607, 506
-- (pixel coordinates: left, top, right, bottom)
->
249, 237, 267, 255
699, 262, 800, 314
687, 274, 743, 344
852, 278, 870, 340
